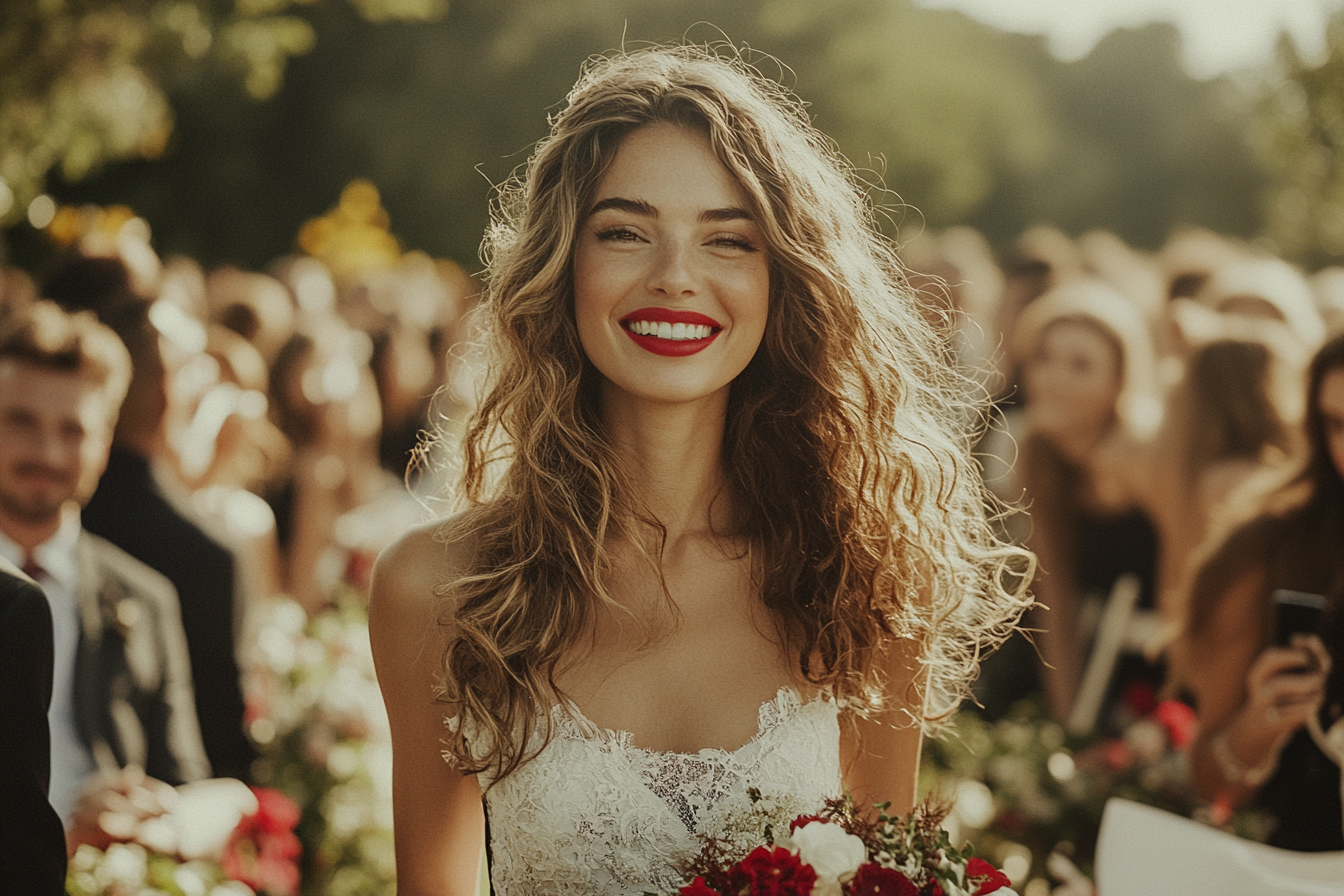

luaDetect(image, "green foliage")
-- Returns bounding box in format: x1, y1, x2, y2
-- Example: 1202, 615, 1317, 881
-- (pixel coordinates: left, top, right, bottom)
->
0, 0, 446, 227
1259, 11, 1344, 267
6, 0, 1275, 269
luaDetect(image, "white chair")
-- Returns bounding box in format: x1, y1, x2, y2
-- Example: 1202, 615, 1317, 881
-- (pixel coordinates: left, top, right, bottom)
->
1095, 798, 1344, 896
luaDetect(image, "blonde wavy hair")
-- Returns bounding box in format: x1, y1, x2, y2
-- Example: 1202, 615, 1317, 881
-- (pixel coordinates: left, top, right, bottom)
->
437, 45, 1034, 781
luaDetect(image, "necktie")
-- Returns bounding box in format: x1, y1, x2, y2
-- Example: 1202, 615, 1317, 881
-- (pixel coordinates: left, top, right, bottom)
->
21, 553, 45, 581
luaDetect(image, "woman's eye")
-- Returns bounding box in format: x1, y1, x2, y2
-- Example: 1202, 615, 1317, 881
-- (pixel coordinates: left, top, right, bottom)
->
595, 226, 642, 243
709, 234, 759, 252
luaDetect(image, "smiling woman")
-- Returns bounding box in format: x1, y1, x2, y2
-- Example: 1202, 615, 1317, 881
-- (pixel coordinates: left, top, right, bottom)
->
573, 124, 769, 407
368, 45, 1033, 896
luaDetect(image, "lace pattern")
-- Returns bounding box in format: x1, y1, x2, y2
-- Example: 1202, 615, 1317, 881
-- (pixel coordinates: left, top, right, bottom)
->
462, 687, 841, 895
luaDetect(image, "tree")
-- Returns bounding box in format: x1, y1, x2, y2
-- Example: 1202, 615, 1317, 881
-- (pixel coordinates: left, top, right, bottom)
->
1258, 11, 1344, 267
0, 0, 446, 227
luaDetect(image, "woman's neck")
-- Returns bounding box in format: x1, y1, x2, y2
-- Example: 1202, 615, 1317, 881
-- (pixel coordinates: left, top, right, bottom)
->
599, 383, 734, 541
1050, 416, 1115, 466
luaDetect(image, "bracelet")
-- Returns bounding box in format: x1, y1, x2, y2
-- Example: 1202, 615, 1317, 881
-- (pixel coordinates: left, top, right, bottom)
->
1210, 729, 1277, 788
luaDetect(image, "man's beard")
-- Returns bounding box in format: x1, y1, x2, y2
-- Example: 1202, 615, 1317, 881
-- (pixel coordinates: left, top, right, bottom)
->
0, 466, 73, 526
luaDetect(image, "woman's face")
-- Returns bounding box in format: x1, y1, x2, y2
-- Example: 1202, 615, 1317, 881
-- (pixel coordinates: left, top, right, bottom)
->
1024, 318, 1123, 439
1318, 367, 1344, 481
572, 124, 770, 410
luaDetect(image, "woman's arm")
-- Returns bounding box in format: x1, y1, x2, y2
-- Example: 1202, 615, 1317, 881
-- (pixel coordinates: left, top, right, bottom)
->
369, 521, 485, 896
840, 634, 925, 815
1185, 572, 1331, 807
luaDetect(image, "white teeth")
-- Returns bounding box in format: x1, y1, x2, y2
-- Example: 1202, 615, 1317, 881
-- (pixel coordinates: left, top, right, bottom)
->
626, 320, 715, 340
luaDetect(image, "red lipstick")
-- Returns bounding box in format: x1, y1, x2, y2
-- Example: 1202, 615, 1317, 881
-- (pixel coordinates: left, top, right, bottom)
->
619, 307, 722, 357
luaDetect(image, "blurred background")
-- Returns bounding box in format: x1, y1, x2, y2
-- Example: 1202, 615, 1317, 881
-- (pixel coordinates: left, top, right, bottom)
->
9, 3, 1344, 895
5, 0, 1344, 273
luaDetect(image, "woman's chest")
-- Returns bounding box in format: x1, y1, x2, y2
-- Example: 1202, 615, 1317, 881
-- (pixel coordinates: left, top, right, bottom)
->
555, 555, 800, 754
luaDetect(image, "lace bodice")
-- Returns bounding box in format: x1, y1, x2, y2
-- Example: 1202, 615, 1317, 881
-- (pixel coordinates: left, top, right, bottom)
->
462, 687, 842, 895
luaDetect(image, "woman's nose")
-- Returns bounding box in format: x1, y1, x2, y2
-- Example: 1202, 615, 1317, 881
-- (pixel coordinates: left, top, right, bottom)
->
645, 241, 697, 298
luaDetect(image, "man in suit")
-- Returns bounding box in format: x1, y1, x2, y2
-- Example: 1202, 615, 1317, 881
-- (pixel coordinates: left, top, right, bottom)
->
0, 557, 67, 894
46, 254, 255, 781
0, 300, 209, 845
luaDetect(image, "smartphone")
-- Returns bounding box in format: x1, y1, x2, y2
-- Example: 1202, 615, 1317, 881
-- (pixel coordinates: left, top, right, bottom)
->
1272, 589, 1328, 647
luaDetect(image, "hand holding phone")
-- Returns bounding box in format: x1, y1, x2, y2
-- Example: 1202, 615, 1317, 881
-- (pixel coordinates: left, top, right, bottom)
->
1272, 589, 1327, 647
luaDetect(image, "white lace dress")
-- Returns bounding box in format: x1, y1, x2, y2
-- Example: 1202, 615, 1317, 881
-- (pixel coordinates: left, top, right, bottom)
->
461, 687, 842, 895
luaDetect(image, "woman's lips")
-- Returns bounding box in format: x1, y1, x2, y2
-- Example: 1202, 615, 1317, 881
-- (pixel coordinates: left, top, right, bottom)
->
620, 307, 722, 356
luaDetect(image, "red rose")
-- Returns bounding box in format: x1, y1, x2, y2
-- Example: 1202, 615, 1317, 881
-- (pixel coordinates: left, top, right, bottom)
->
789, 814, 827, 833
966, 857, 1011, 895
849, 863, 920, 895
681, 876, 723, 896
727, 845, 818, 896
221, 787, 303, 896
1153, 699, 1196, 750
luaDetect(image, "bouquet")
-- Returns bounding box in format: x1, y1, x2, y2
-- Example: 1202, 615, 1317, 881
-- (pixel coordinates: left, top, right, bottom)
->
66, 781, 301, 896
671, 791, 1016, 896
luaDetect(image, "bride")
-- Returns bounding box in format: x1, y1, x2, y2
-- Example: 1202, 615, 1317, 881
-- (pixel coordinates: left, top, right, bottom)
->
370, 46, 1032, 894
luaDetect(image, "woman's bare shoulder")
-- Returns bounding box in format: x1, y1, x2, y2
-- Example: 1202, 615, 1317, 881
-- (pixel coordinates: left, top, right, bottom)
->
370, 510, 479, 629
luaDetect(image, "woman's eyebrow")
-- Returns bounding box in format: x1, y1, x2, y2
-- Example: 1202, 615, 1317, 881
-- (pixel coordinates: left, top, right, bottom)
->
586, 198, 756, 224
588, 197, 655, 217
699, 206, 755, 223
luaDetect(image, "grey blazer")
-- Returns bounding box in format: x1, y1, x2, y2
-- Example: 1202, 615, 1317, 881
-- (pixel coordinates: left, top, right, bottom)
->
72, 532, 212, 784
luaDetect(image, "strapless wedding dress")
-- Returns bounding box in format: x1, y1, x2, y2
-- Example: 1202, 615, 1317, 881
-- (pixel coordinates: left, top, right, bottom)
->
463, 687, 842, 895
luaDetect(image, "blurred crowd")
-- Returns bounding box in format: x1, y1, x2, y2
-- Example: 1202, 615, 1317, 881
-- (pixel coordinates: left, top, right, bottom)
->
0, 214, 479, 891
3, 210, 1344, 893
901, 223, 1344, 853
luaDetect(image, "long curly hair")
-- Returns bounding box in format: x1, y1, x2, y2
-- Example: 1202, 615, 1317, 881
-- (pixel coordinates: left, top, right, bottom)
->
437, 45, 1034, 782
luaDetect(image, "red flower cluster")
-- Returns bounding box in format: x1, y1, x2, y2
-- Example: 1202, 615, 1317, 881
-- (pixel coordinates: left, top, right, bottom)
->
966, 857, 1012, 895
685, 846, 818, 896
678, 818, 1014, 896
849, 864, 920, 895
221, 787, 303, 896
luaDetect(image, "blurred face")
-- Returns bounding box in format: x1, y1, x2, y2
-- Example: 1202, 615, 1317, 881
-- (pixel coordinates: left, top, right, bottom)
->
572, 124, 770, 409
1024, 318, 1123, 440
0, 360, 115, 528
1318, 367, 1344, 481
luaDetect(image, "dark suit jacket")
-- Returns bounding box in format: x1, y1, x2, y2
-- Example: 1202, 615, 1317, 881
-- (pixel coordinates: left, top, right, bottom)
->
73, 532, 211, 785
0, 560, 68, 896
83, 446, 255, 780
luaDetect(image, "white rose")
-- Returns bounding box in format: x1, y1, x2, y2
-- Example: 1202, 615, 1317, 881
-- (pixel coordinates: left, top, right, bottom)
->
791, 820, 867, 896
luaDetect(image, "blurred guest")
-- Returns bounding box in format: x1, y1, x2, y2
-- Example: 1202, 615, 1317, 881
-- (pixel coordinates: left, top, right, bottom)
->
0, 301, 209, 847
43, 254, 255, 782
0, 556, 66, 895
1137, 325, 1300, 621
1076, 229, 1165, 320
173, 325, 289, 642
994, 226, 1084, 382
1158, 227, 1247, 303
1194, 255, 1326, 353
1174, 332, 1344, 852
1009, 280, 1163, 724
268, 322, 397, 610
1310, 265, 1344, 338
207, 266, 296, 366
